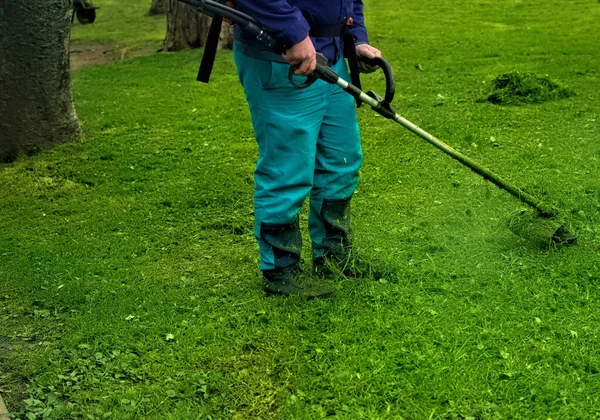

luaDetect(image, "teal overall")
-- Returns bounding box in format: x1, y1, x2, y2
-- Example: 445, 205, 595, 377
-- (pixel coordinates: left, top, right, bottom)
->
234, 43, 362, 272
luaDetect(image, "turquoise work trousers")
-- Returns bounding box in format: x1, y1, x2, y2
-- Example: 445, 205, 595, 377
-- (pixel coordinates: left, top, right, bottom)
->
234, 43, 363, 271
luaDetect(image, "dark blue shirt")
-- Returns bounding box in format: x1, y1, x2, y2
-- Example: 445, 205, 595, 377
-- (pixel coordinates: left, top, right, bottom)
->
235, 0, 369, 64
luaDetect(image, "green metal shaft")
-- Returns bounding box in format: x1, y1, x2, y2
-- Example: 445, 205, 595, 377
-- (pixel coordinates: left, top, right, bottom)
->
333, 77, 557, 218
389, 112, 556, 218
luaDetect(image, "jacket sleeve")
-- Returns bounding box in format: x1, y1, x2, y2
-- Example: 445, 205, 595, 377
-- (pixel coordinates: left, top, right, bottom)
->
235, 0, 311, 48
349, 0, 369, 45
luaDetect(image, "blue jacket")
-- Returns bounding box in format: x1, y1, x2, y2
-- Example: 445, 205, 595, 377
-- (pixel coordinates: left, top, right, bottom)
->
235, 0, 369, 64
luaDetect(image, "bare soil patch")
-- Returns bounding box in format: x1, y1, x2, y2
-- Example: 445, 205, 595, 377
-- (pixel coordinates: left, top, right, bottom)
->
70, 42, 159, 70
0, 393, 9, 419
0, 337, 27, 417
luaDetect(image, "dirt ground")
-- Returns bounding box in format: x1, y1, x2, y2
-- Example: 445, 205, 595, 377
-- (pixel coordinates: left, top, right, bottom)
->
0, 393, 9, 419
70, 42, 159, 70
0, 336, 27, 417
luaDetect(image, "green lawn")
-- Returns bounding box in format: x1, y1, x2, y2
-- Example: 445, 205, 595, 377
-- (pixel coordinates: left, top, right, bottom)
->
1, 0, 600, 418
70, 0, 165, 46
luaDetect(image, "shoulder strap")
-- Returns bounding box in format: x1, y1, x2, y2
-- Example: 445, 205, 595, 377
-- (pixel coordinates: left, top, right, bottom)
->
197, 15, 223, 83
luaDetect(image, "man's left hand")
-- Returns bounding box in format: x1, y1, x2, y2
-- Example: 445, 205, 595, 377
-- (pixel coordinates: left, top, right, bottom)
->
355, 44, 382, 73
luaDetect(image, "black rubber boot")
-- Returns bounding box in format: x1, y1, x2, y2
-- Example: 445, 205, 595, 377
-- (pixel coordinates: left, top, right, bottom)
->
263, 264, 335, 298
260, 218, 303, 270
260, 218, 335, 298
314, 197, 384, 279
320, 197, 352, 261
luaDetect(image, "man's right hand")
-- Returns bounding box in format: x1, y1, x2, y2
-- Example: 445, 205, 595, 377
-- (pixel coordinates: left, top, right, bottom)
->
282, 36, 317, 76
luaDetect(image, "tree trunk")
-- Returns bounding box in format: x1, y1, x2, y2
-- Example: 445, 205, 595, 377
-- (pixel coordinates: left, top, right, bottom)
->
149, 0, 168, 15
0, 0, 81, 162
163, 1, 233, 51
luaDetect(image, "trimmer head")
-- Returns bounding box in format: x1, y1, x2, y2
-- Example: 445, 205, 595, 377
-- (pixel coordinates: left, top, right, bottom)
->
551, 225, 578, 246
508, 210, 577, 248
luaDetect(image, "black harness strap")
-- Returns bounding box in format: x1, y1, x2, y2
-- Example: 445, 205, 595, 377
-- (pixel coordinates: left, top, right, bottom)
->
198, 10, 362, 102
197, 15, 223, 83
308, 23, 346, 38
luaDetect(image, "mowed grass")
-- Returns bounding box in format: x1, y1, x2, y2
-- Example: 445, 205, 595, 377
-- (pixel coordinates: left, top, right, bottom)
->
70, 0, 165, 51
1, 0, 600, 418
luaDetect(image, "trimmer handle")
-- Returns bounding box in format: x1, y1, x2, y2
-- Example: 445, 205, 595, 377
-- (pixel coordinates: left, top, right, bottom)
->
361, 56, 395, 105
288, 55, 396, 108
287, 54, 331, 89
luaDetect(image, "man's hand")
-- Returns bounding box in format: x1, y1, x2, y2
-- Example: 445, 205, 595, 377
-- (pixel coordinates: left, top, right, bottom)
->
356, 44, 382, 73
282, 36, 317, 76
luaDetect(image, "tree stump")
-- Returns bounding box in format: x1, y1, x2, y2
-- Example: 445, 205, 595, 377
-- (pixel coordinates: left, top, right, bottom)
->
163, 1, 234, 51
149, 0, 168, 15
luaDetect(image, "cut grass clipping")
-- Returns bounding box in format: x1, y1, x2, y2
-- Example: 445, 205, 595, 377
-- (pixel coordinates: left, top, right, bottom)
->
485, 71, 574, 105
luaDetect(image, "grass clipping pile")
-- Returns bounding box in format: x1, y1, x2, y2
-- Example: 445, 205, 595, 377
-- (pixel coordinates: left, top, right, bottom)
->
485, 71, 574, 105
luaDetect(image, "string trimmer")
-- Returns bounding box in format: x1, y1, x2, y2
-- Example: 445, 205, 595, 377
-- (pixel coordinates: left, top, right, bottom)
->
179, 0, 578, 246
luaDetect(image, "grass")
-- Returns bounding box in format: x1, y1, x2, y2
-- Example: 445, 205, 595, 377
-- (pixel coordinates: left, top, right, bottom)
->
70, 0, 166, 51
484, 71, 574, 105
1, 0, 600, 418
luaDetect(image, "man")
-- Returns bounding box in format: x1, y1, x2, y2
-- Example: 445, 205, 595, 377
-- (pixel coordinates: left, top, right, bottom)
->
233, 0, 382, 298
